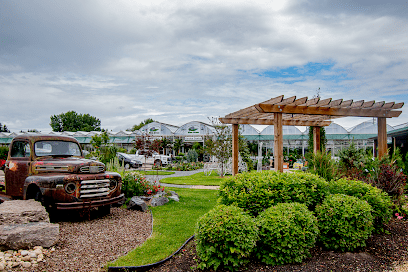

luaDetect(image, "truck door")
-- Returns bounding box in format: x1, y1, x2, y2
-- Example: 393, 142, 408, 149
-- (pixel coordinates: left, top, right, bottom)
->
5, 141, 31, 197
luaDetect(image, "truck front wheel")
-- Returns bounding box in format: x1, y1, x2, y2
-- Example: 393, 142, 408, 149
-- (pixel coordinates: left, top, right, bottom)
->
98, 205, 111, 216
26, 187, 44, 204
154, 159, 162, 167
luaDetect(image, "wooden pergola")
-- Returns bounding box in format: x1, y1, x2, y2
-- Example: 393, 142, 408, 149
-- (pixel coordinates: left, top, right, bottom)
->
219, 95, 404, 175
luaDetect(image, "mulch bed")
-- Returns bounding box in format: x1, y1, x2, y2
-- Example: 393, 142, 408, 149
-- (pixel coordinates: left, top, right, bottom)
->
149, 218, 408, 272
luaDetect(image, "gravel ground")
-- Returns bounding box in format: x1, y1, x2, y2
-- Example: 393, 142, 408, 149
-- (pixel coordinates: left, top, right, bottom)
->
16, 207, 152, 272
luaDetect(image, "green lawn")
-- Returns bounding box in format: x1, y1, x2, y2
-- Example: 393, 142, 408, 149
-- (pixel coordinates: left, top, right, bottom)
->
134, 170, 175, 175
108, 188, 218, 267
160, 171, 226, 186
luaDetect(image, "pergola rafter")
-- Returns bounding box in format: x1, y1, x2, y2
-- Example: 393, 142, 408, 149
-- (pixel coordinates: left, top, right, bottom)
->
219, 95, 404, 175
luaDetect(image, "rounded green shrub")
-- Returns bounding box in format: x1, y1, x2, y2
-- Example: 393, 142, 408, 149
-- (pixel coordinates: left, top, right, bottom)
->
255, 202, 319, 265
316, 194, 374, 252
327, 178, 393, 232
195, 205, 259, 271
218, 171, 329, 216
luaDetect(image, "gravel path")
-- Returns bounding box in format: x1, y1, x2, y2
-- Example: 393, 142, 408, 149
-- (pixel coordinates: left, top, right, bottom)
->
18, 208, 152, 272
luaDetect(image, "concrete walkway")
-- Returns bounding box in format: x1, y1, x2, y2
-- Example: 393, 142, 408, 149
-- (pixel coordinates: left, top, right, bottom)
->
143, 169, 219, 190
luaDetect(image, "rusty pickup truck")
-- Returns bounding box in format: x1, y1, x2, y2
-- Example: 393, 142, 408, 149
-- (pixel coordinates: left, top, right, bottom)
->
0, 135, 124, 213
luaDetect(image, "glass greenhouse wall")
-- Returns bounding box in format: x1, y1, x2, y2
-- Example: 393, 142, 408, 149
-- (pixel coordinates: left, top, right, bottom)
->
0, 120, 398, 157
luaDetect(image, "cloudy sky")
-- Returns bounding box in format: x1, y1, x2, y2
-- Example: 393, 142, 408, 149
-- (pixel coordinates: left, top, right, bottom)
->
1, 0, 407, 132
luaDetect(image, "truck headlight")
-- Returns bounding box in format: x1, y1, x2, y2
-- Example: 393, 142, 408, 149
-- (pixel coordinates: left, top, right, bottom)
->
109, 180, 117, 191
65, 182, 76, 194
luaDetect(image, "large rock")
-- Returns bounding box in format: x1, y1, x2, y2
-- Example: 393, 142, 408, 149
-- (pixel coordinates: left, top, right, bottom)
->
0, 200, 49, 225
0, 222, 59, 250
127, 196, 148, 212
168, 191, 179, 202
150, 197, 169, 207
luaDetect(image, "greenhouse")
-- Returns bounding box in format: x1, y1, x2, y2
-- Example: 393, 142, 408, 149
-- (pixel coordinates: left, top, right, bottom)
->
0, 120, 402, 157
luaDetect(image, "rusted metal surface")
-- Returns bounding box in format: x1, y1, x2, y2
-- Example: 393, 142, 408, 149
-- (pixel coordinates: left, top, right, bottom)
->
4, 134, 123, 209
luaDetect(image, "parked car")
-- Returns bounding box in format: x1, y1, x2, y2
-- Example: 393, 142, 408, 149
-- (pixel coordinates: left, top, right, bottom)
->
132, 150, 171, 166
117, 152, 143, 169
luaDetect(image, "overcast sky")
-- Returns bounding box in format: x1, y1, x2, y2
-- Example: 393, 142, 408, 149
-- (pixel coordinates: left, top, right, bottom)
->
1, 0, 407, 132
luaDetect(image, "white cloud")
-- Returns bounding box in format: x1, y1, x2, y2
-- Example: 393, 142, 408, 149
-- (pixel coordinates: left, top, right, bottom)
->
0, 0, 407, 132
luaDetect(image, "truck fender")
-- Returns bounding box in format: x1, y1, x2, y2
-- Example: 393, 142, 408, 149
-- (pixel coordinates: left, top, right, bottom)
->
23, 176, 64, 200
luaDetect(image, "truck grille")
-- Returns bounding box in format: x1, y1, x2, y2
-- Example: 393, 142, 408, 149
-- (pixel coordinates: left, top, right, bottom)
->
80, 165, 105, 174
80, 179, 110, 199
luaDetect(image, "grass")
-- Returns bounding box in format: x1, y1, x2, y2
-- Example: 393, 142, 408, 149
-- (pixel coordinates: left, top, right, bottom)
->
160, 171, 226, 186
108, 188, 218, 267
133, 170, 175, 175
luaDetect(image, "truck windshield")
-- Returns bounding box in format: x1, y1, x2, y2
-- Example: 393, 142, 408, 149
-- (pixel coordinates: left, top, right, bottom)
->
34, 141, 82, 157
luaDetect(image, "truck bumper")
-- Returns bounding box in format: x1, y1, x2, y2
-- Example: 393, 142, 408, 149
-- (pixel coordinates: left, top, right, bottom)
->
55, 194, 125, 210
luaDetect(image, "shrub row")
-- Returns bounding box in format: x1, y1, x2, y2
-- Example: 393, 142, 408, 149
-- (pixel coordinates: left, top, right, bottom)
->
196, 196, 373, 271
218, 171, 329, 216
219, 172, 392, 231
195, 171, 394, 270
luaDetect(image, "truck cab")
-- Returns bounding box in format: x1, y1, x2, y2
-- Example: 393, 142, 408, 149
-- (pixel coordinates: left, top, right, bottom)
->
3, 135, 124, 212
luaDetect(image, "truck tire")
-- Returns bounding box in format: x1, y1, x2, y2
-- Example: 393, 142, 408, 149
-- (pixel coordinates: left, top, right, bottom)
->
154, 159, 162, 167
27, 187, 44, 204
99, 205, 111, 216
125, 163, 130, 170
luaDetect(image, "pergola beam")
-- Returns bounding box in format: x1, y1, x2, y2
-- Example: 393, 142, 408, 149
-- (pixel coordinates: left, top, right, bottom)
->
219, 117, 331, 126
220, 95, 403, 175
258, 104, 402, 118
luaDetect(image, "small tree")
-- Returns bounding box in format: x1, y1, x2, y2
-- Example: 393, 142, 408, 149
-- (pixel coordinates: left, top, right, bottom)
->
90, 130, 116, 164
204, 124, 232, 177
159, 138, 172, 155
134, 133, 160, 166
173, 138, 183, 155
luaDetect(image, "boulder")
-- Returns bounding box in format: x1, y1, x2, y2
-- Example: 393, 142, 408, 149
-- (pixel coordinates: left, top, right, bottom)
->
168, 195, 179, 202
152, 192, 167, 198
150, 197, 169, 207
139, 196, 152, 202
0, 222, 59, 250
0, 200, 49, 225
127, 197, 148, 212
168, 191, 179, 202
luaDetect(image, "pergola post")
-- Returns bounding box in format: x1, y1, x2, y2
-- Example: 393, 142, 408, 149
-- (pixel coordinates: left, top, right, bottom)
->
274, 113, 283, 172
313, 126, 321, 153
378, 117, 387, 158
232, 124, 239, 176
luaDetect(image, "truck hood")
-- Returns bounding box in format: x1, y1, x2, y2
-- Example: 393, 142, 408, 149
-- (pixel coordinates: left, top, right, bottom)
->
32, 157, 105, 174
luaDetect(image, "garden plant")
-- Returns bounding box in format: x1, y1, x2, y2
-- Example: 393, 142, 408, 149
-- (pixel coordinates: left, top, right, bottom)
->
195, 205, 259, 271
255, 202, 319, 265
315, 194, 374, 252
218, 171, 328, 216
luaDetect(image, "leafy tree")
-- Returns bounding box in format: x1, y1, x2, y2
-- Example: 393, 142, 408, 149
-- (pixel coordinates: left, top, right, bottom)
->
0, 123, 10, 133
308, 126, 327, 153
130, 118, 155, 131
50, 111, 101, 132
90, 130, 110, 149
90, 130, 116, 164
